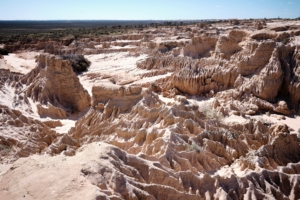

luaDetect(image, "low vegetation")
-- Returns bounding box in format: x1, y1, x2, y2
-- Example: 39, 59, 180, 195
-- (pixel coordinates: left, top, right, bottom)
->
198, 101, 224, 121
60, 54, 91, 74
0, 144, 11, 156
0, 20, 202, 45
109, 77, 116, 84
0, 48, 9, 55
186, 143, 201, 153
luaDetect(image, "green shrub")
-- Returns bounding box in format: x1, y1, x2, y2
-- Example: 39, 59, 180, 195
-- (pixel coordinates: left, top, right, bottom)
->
198, 101, 224, 121
109, 77, 116, 84
186, 143, 201, 153
60, 54, 91, 74
0, 48, 9, 55
0, 144, 11, 156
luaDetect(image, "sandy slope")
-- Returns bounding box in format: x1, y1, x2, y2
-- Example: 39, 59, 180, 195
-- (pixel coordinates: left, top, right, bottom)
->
1, 52, 39, 74
0, 142, 113, 200
79, 52, 171, 95
253, 114, 300, 133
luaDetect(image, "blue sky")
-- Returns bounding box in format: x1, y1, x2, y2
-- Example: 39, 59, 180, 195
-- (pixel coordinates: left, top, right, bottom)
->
1, 0, 299, 20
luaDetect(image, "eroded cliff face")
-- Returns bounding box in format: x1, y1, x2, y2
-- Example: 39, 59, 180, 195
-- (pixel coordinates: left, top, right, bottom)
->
137, 29, 300, 114
287, 46, 300, 110
1, 90, 300, 199
1, 20, 300, 200
65, 88, 300, 199
21, 54, 91, 118
0, 104, 78, 162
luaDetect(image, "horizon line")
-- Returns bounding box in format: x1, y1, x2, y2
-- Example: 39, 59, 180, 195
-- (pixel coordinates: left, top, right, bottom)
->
0, 17, 295, 21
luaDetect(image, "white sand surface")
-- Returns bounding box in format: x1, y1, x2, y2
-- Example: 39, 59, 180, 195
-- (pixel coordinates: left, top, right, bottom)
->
79, 52, 172, 95
0, 164, 12, 177
293, 36, 300, 45
154, 36, 191, 43
158, 95, 175, 104
130, 72, 172, 85
79, 52, 147, 94
252, 114, 300, 133
1, 52, 39, 74
109, 45, 136, 49
188, 97, 215, 107
0, 83, 15, 109
0, 81, 76, 134
54, 119, 76, 134
94, 44, 103, 49
267, 21, 300, 28
0, 142, 114, 200
0, 82, 39, 117
223, 115, 248, 124
115, 39, 141, 43
221, 113, 300, 133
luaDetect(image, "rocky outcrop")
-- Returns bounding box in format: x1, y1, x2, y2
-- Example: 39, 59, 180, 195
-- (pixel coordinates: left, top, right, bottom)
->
138, 31, 300, 113
67, 87, 300, 199
229, 19, 240, 26
228, 30, 248, 43
252, 49, 283, 100
237, 40, 275, 75
1, 140, 300, 200
234, 47, 283, 101
137, 56, 196, 70
92, 84, 143, 115
254, 21, 264, 30
70, 86, 149, 141
183, 36, 218, 58
215, 36, 242, 59
37, 103, 67, 119
250, 31, 277, 40
287, 46, 300, 110
0, 104, 77, 162
21, 54, 91, 118
163, 40, 290, 104
171, 66, 230, 95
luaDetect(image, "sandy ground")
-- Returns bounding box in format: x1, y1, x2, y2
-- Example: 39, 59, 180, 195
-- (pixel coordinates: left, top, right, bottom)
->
0, 83, 16, 109
79, 52, 171, 95
109, 45, 137, 49
79, 52, 147, 95
224, 115, 248, 124
115, 39, 141, 43
252, 114, 300, 133
293, 36, 300, 45
0, 142, 114, 200
53, 119, 76, 134
267, 20, 300, 28
131, 72, 172, 85
0, 51, 173, 134
0, 80, 76, 134
0, 52, 39, 74
153, 36, 191, 44
224, 113, 300, 134
158, 95, 175, 104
